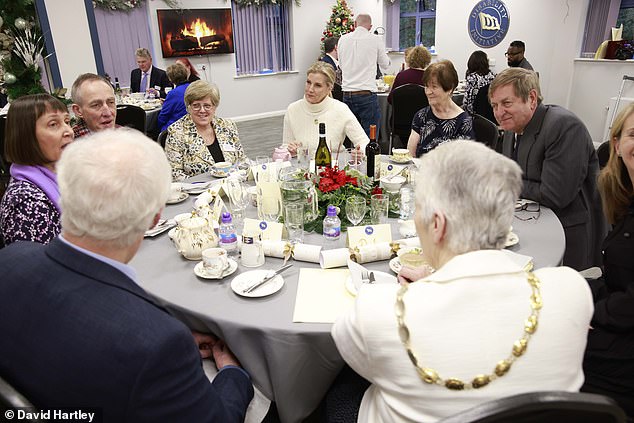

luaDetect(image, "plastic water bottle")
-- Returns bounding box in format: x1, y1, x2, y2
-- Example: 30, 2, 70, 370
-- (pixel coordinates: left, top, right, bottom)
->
322, 205, 341, 242
219, 212, 238, 257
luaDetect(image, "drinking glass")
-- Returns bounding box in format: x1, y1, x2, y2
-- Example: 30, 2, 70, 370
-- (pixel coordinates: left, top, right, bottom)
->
284, 203, 304, 244
226, 177, 249, 224
370, 193, 389, 224
256, 156, 270, 165
257, 187, 281, 222
345, 196, 367, 226
297, 145, 310, 170
399, 186, 415, 220
346, 148, 366, 173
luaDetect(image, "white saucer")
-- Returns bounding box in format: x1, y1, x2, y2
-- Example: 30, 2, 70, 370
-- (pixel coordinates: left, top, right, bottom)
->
231, 270, 285, 298
166, 192, 189, 204
210, 169, 230, 178
505, 232, 519, 248
345, 270, 397, 296
389, 257, 402, 274
168, 227, 177, 240
194, 258, 238, 280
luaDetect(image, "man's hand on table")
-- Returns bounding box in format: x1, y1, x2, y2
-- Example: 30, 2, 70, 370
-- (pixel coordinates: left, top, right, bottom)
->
191, 331, 242, 369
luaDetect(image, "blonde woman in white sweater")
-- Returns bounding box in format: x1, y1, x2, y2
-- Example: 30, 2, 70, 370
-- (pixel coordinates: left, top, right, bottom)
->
283, 62, 369, 156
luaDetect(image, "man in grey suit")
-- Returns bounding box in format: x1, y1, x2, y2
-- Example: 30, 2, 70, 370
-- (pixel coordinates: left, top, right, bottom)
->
489, 68, 606, 270
506, 40, 534, 71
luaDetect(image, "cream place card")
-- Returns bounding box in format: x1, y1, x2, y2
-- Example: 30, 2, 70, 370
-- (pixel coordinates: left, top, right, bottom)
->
243, 218, 284, 241
293, 268, 354, 323
380, 162, 407, 178
347, 223, 392, 248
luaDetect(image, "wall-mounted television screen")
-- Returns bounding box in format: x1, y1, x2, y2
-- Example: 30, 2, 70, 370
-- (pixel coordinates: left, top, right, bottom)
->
157, 8, 234, 58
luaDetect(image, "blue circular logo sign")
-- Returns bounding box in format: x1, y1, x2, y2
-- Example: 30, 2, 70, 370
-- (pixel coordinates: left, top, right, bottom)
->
259, 221, 268, 230
387, 164, 393, 171
468, 0, 510, 48
365, 226, 374, 235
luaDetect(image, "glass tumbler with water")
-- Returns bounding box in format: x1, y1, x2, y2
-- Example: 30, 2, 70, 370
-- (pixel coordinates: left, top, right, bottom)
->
284, 203, 304, 244
399, 186, 415, 220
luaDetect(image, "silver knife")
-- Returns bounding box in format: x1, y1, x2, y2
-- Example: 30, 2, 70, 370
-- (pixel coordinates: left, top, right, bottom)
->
243, 264, 293, 293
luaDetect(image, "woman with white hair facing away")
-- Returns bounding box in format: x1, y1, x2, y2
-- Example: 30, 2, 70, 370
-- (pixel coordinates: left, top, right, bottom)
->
330, 140, 594, 423
283, 61, 369, 156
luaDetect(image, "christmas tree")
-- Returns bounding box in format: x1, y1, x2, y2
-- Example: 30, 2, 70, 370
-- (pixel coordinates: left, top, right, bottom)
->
321, 0, 355, 51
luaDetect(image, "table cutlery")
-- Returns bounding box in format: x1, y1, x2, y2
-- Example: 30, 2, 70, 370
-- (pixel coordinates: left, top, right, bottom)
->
368, 272, 376, 284
243, 264, 293, 293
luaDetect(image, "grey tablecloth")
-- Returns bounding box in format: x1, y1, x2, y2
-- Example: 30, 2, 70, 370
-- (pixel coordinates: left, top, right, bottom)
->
130, 176, 564, 423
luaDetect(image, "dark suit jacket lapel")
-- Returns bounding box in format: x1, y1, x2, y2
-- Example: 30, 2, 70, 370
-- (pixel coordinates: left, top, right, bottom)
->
517, 103, 548, 171
45, 238, 167, 312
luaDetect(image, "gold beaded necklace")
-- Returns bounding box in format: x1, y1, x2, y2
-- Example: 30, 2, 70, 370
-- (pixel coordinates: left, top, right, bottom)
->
394, 265, 542, 390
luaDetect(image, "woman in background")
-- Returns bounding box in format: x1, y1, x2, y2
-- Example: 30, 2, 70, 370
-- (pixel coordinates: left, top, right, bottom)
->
387, 45, 432, 104
284, 61, 368, 156
406, 60, 474, 157
158, 62, 190, 132
582, 103, 634, 418
462, 50, 496, 115
0, 94, 74, 245
176, 58, 201, 83
165, 80, 245, 181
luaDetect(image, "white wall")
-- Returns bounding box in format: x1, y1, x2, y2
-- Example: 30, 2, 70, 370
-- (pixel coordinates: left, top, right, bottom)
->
147, 0, 332, 120
42, 0, 591, 119
568, 59, 634, 144
436, 0, 589, 106
43, 0, 97, 88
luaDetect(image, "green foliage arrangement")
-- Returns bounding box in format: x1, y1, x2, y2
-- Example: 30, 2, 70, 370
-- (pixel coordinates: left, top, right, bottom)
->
93, 0, 182, 12
232, 0, 300, 7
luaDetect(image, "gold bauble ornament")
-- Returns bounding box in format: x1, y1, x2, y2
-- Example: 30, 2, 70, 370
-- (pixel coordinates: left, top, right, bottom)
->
4, 72, 16, 85
14, 18, 27, 30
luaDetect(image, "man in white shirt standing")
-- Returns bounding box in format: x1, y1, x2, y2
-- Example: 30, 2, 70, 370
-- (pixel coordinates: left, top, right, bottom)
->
338, 14, 390, 138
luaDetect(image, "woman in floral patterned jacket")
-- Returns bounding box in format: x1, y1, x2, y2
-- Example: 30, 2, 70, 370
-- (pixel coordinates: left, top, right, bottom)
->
165, 80, 246, 181
0, 94, 74, 245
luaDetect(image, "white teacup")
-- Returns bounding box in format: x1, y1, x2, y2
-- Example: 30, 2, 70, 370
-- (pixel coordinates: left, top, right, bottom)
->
212, 161, 232, 176
202, 248, 229, 278
169, 183, 183, 201
392, 148, 411, 161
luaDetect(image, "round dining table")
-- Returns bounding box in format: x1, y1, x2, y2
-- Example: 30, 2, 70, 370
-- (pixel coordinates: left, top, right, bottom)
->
130, 173, 565, 423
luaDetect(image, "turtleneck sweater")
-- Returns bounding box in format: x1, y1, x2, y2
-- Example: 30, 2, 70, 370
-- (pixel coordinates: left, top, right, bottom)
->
283, 95, 369, 153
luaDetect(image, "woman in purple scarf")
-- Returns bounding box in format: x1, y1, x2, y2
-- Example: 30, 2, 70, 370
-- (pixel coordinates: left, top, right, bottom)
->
1, 94, 74, 245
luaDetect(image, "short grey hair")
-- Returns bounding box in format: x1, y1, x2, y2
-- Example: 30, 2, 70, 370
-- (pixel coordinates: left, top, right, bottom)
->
57, 129, 171, 248
184, 80, 220, 107
415, 140, 522, 253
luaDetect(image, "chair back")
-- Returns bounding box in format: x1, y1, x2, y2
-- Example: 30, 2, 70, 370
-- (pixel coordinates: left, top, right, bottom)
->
332, 83, 343, 102
474, 84, 496, 123
158, 130, 168, 149
115, 105, 146, 134
472, 113, 500, 150
597, 140, 610, 169
390, 84, 428, 152
438, 391, 627, 423
0, 375, 40, 422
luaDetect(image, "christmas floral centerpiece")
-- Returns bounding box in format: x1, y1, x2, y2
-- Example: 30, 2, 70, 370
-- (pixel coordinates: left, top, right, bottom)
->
301, 166, 381, 233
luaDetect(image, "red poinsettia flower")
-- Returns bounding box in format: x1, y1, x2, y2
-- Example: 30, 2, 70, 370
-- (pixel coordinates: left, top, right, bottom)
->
371, 186, 383, 196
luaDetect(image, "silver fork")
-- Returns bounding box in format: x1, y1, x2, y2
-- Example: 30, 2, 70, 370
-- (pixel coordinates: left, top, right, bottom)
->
361, 269, 369, 284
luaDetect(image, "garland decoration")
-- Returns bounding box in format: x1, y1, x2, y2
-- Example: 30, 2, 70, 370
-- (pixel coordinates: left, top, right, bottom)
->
231, 0, 301, 7
93, 0, 182, 12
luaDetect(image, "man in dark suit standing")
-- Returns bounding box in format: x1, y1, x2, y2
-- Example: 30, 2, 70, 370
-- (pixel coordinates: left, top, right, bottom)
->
489, 68, 606, 270
321, 36, 342, 101
130, 47, 172, 98
0, 129, 253, 422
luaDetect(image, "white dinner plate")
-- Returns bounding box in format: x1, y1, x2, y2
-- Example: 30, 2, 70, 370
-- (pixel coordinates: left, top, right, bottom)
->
166, 192, 189, 204
231, 270, 285, 298
345, 270, 397, 297
505, 232, 519, 248
194, 258, 238, 280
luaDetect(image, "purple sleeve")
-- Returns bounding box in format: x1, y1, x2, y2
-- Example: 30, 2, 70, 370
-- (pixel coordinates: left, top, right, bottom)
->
0, 180, 61, 245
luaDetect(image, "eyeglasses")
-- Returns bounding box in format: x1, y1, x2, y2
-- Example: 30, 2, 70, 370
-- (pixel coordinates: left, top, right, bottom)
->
505, 51, 522, 57
190, 103, 214, 112
514, 201, 540, 221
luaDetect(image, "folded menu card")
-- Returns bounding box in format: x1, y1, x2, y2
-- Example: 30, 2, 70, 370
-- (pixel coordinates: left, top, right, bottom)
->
293, 268, 354, 323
